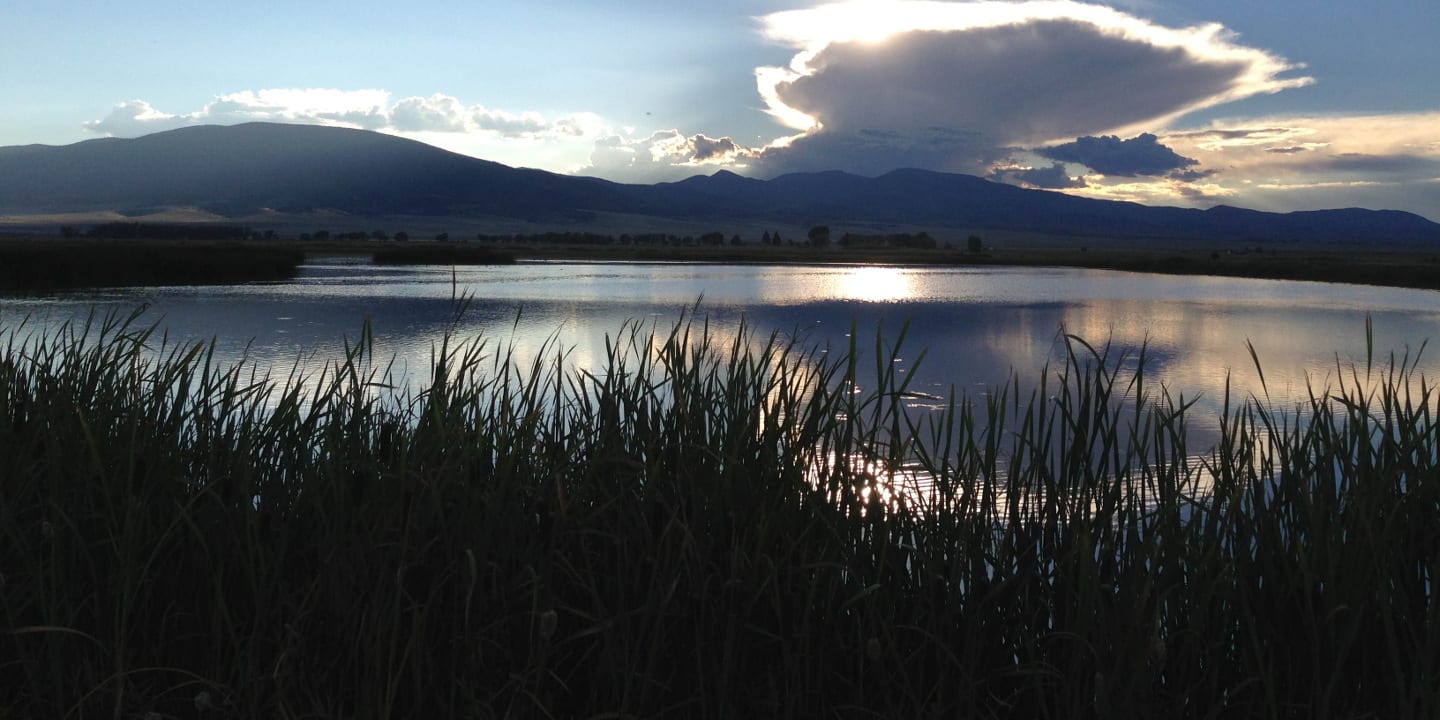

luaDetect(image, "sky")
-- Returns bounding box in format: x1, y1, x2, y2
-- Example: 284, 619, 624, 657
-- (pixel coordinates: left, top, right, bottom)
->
3, 0, 1438, 220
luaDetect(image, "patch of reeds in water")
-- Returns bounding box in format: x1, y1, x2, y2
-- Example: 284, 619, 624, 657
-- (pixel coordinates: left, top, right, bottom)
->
1, 309, 1436, 718
0, 243, 305, 292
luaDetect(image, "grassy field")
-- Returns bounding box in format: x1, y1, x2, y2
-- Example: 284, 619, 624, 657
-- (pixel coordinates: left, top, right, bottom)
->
2, 309, 1437, 718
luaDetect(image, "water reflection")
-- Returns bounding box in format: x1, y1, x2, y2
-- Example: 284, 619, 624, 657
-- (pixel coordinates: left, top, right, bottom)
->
4, 258, 1439, 453
832, 265, 917, 302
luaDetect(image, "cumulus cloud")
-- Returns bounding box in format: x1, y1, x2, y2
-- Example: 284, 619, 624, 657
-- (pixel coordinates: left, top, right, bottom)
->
1036, 133, 1198, 177
990, 162, 1087, 189
389, 94, 468, 133
84, 89, 602, 143
82, 89, 392, 133
83, 100, 193, 136
692, 134, 741, 161
580, 130, 756, 183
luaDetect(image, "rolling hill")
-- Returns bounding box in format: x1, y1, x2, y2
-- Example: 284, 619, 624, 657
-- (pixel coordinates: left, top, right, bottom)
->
3, 122, 1438, 246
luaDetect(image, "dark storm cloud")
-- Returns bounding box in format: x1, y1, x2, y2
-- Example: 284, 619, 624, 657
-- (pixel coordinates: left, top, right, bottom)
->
1036, 133, 1199, 177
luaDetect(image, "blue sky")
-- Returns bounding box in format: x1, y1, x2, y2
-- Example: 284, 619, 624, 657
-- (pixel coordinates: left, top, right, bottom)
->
3, 0, 1438, 219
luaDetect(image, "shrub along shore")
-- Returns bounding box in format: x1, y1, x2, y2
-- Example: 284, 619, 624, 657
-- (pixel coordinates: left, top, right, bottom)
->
1, 309, 1437, 718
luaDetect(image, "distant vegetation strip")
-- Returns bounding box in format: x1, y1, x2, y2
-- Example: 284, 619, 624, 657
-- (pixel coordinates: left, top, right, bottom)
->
0, 241, 304, 292
2, 310, 1436, 717
5, 227, 1440, 292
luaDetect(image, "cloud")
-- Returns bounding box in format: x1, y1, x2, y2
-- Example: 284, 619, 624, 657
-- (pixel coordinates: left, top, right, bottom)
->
692, 134, 741, 161
990, 162, 1087, 189
1168, 168, 1216, 183
389, 94, 469, 133
82, 100, 193, 136
753, 126, 1003, 177
750, 0, 1312, 178
1036, 133, 1198, 177
580, 130, 756, 183
1061, 112, 1440, 218
84, 89, 602, 143
1318, 153, 1440, 175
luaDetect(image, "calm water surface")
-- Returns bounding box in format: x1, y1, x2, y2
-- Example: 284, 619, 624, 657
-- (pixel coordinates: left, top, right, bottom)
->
6, 258, 1440, 447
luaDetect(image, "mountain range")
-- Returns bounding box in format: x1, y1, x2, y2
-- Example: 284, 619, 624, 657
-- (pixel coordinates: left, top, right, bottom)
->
3, 122, 1438, 246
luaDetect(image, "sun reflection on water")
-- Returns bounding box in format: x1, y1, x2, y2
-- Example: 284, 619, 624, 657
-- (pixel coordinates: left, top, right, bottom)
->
834, 265, 917, 302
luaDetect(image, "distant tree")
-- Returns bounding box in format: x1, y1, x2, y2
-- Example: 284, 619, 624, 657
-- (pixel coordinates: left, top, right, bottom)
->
372, 230, 388, 241
394, 231, 410, 242
699, 231, 725, 246
762, 230, 772, 245
313, 230, 331, 241
772, 231, 783, 246
436, 232, 450, 242
967, 235, 983, 254
807, 225, 830, 248
299, 233, 312, 241
59, 225, 80, 238
263, 230, 278, 241
730, 234, 742, 246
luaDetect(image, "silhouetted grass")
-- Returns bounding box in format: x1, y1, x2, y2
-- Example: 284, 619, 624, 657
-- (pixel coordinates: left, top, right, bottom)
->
1, 310, 1437, 718
372, 243, 516, 266
0, 242, 304, 292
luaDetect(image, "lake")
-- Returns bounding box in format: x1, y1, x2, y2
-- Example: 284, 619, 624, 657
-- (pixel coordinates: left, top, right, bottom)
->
5, 257, 1440, 449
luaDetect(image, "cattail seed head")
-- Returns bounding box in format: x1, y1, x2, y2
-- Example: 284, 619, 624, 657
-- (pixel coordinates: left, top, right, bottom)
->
866, 636, 882, 661
538, 609, 558, 641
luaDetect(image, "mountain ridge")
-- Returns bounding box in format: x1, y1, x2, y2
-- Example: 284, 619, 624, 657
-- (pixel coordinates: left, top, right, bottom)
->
2, 122, 1438, 246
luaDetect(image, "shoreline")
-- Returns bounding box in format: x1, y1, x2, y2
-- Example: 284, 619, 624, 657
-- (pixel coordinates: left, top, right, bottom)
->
3, 235, 1439, 293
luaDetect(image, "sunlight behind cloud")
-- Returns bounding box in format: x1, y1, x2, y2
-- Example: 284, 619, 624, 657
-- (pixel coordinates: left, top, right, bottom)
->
755, 0, 1313, 144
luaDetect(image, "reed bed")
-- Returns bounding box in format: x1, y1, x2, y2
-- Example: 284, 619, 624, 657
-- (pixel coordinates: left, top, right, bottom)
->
0, 243, 305, 292
1, 309, 1437, 719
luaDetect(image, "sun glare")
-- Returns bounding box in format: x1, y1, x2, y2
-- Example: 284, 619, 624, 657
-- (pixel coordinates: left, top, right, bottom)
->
836, 265, 916, 302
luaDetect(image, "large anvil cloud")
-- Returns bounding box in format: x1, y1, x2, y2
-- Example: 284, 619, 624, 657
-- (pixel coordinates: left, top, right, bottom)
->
752, 0, 1313, 176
